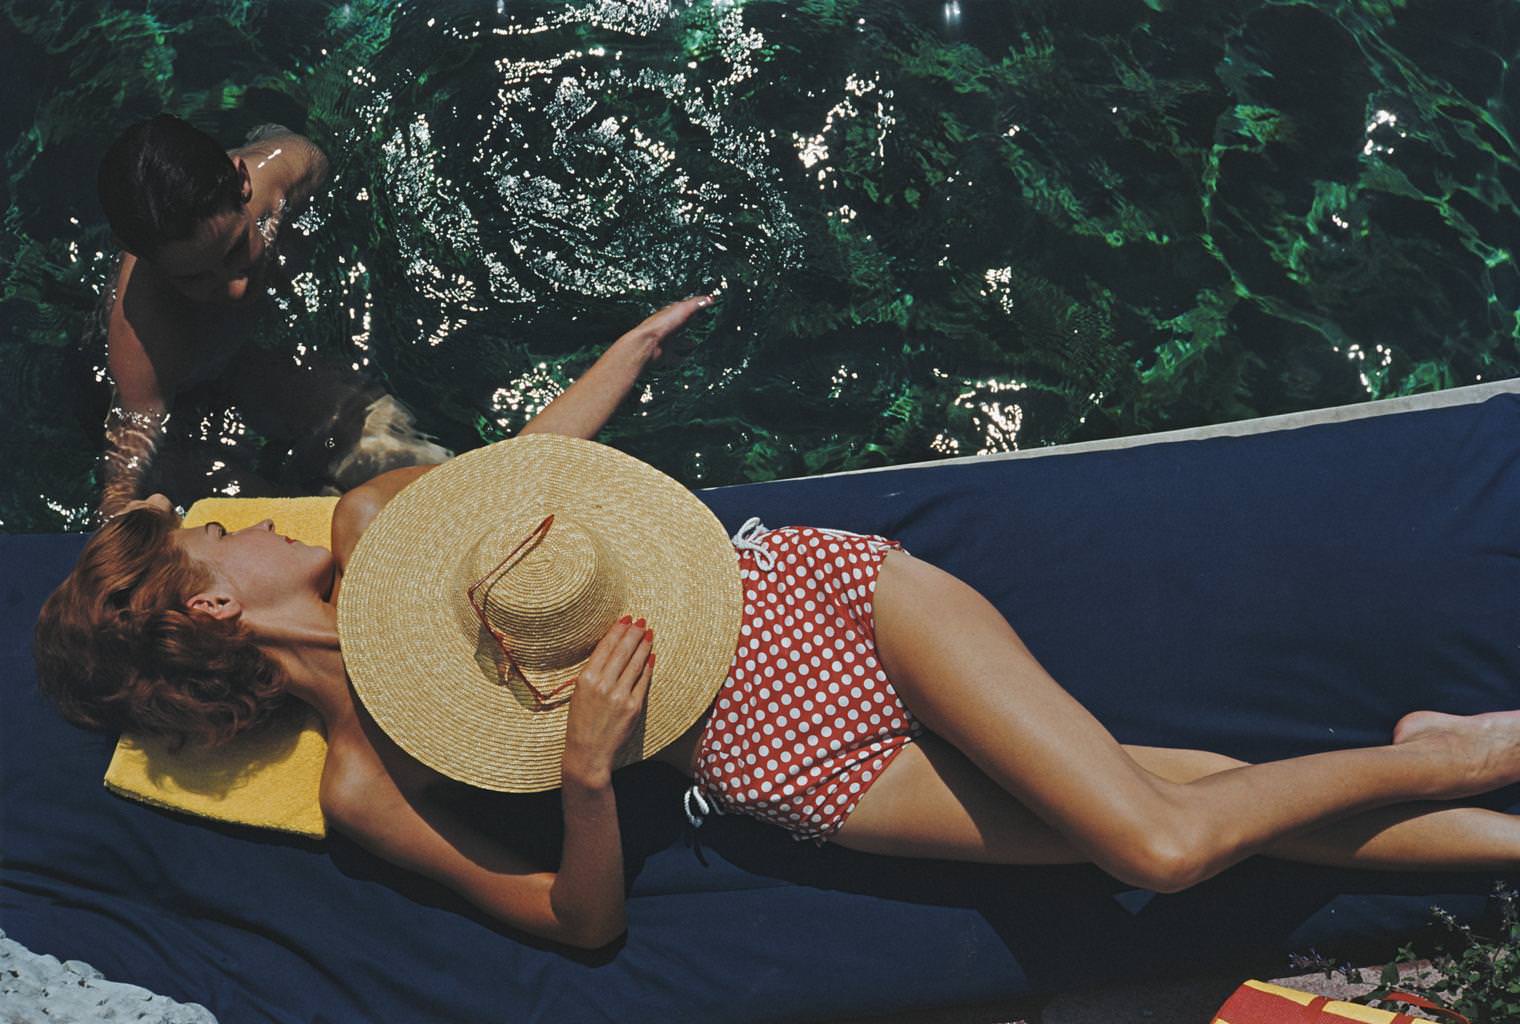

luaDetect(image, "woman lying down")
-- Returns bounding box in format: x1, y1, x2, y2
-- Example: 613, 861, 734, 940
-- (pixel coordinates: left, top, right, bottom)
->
35, 303, 1520, 950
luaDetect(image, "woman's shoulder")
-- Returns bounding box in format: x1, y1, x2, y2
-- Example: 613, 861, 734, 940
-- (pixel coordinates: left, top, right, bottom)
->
330, 485, 385, 571
331, 466, 438, 570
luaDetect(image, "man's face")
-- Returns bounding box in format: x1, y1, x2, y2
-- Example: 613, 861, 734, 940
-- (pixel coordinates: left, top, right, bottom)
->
150, 161, 268, 304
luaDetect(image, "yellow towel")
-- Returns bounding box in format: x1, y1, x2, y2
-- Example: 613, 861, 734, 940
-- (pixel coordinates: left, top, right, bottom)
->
102, 497, 337, 839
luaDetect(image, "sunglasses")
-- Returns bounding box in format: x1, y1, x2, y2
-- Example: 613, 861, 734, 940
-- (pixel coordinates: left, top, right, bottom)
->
465, 514, 576, 708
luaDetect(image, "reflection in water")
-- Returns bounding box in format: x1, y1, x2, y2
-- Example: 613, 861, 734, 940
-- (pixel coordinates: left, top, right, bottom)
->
1, 0, 1516, 528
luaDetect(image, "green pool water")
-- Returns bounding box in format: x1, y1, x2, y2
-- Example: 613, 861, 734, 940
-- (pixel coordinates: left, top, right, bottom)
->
1, 0, 1516, 531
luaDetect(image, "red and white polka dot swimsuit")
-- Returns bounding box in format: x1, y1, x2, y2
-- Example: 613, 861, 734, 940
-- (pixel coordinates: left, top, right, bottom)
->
687, 520, 922, 843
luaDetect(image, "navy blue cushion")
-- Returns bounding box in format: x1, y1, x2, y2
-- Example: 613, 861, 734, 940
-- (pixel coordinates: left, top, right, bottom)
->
4, 394, 1517, 1022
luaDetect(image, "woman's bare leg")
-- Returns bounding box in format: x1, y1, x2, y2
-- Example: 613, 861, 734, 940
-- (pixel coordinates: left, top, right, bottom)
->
836, 734, 1520, 872
865, 551, 1520, 890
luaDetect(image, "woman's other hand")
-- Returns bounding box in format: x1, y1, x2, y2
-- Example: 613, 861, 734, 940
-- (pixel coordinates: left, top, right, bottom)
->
561, 616, 655, 787
515, 296, 714, 441
618, 295, 714, 364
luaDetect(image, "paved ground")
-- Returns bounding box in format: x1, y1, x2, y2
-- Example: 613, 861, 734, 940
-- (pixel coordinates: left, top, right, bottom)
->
837, 962, 1428, 1024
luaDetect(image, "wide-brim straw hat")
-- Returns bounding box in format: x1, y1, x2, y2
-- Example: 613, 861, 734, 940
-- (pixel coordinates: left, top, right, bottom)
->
338, 434, 743, 792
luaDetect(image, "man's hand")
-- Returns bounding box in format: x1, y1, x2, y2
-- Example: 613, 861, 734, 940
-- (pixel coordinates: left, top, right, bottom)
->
97, 402, 171, 524
115, 493, 174, 518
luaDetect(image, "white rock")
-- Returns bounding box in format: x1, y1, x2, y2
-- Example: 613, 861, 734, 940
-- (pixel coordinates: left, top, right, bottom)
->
0, 930, 218, 1023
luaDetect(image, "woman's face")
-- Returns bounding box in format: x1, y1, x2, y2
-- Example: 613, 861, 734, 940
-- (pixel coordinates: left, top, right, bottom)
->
159, 497, 335, 610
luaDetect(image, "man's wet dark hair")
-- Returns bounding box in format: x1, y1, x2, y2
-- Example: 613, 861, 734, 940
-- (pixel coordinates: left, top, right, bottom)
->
97, 115, 244, 258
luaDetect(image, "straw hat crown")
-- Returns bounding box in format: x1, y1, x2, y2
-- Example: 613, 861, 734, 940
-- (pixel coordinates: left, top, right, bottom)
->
458, 514, 626, 682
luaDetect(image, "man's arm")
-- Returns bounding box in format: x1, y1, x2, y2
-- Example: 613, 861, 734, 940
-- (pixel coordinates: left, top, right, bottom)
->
519, 296, 712, 440
98, 257, 187, 520
99, 405, 168, 522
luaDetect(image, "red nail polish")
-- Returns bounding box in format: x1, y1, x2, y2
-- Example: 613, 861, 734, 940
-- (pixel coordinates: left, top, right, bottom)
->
645, 628, 654, 642
634, 617, 646, 629
648, 652, 656, 666
619, 614, 632, 625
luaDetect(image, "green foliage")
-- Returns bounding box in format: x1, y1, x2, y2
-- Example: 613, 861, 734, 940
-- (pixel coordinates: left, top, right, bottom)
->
1357, 0, 1408, 18
1365, 885, 1520, 1024
1229, 105, 1287, 147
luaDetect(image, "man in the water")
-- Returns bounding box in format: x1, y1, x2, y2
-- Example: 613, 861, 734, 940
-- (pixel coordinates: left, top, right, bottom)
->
95, 114, 449, 520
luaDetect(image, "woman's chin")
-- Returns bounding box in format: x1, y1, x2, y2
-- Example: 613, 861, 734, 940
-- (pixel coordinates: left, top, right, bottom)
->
305, 549, 338, 598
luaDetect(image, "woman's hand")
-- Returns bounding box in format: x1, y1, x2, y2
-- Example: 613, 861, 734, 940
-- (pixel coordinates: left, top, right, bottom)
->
617, 295, 714, 364
561, 616, 655, 787
515, 296, 714, 440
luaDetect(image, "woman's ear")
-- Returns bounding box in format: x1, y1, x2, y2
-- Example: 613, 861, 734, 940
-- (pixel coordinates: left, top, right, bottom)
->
186, 590, 243, 621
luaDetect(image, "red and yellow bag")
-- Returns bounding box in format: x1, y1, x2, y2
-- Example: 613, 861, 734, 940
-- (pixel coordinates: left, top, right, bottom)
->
1212, 980, 1471, 1023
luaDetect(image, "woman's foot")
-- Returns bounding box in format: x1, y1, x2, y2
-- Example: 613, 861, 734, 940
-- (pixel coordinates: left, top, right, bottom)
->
1392, 709, 1520, 798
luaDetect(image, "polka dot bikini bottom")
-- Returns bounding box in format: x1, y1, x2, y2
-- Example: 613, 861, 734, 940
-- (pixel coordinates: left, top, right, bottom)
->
688, 521, 922, 843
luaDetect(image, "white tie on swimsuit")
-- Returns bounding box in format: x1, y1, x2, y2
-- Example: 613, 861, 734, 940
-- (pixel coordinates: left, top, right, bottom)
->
729, 516, 776, 571
681, 517, 775, 828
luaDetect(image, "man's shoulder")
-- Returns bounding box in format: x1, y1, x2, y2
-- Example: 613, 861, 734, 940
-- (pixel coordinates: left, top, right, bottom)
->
233, 129, 330, 208
110, 253, 183, 337
230, 125, 324, 162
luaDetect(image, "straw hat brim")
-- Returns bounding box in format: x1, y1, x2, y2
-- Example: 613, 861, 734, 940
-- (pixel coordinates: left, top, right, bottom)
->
337, 435, 742, 792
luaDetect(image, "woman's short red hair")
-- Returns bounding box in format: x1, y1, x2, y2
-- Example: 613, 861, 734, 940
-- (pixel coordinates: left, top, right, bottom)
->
34, 505, 293, 748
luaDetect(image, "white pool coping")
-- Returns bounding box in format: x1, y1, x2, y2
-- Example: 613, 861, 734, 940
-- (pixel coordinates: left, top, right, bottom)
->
756, 378, 1520, 483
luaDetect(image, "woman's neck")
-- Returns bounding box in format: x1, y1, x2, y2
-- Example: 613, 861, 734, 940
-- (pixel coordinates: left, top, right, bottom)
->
258, 599, 356, 731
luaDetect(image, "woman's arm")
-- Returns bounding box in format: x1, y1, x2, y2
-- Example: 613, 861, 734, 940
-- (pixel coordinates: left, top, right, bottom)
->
326, 618, 654, 947
518, 296, 712, 440
322, 754, 629, 948
327, 296, 713, 537
322, 759, 589, 944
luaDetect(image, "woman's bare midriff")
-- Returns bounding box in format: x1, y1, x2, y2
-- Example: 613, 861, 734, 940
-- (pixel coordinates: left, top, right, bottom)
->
651, 715, 707, 776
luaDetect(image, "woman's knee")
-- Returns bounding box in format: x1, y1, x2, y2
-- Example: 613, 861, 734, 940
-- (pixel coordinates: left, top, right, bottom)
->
1104, 837, 1208, 892
872, 553, 1227, 892
1095, 812, 1216, 893
1097, 776, 1256, 892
